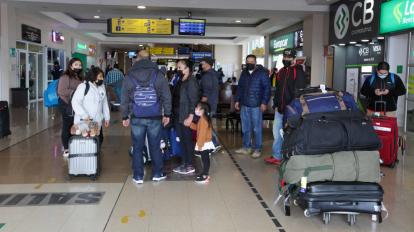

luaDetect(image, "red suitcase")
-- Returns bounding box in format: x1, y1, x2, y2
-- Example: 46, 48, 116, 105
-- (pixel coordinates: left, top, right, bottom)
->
371, 116, 398, 167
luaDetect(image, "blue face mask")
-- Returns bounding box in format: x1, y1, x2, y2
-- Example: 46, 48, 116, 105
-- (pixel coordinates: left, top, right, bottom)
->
378, 73, 388, 79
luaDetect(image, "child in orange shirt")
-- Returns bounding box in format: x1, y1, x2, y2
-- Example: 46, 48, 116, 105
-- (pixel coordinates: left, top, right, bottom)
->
191, 102, 215, 183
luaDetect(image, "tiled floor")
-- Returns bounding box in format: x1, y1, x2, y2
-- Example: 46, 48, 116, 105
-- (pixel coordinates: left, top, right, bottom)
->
0, 110, 413, 232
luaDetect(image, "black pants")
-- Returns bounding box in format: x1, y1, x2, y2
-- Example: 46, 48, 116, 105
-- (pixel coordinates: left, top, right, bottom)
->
201, 150, 211, 176
176, 122, 195, 166
60, 108, 74, 150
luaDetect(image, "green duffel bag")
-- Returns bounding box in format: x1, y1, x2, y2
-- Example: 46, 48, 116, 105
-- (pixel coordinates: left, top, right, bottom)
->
282, 151, 381, 184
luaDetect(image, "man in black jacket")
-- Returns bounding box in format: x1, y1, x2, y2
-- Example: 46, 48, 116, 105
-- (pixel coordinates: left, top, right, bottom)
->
121, 49, 172, 184
265, 48, 306, 165
360, 61, 406, 117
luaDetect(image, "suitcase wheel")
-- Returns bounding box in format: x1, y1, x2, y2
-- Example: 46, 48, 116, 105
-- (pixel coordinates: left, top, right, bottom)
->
91, 175, 97, 181
293, 199, 299, 206
284, 204, 291, 216
304, 209, 311, 218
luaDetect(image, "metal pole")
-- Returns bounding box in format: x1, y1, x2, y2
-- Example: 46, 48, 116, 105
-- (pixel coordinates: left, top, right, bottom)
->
404, 32, 411, 136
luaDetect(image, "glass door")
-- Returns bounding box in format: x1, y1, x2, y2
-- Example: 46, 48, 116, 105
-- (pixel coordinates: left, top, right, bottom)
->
406, 33, 414, 132
38, 53, 44, 99
28, 53, 38, 102
17, 50, 28, 89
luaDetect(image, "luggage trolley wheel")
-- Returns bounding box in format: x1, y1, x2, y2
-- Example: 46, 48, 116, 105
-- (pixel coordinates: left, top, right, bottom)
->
304, 209, 311, 218
90, 175, 97, 181
347, 214, 357, 226
323, 212, 331, 224
293, 199, 299, 206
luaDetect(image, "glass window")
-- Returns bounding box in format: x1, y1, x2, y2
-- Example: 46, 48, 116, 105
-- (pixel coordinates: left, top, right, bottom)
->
28, 44, 43, 53
16, 41, 26, 50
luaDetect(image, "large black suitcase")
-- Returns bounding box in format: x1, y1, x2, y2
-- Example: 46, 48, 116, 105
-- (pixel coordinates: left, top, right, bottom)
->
0, 101, 11, 138
282, 110, 381, 157
297, 182, 383, 222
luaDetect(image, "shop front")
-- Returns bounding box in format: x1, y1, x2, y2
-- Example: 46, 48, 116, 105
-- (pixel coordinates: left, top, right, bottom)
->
269, 32, 304, 71
329, 0, 384, 99
380, 0, 414, 132
72, 39, 89, 69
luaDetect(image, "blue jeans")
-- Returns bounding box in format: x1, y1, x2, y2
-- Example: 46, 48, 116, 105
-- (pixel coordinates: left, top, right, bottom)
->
130, 118, 163, 179
240, 106, 263, 151
272, 112, 283, 160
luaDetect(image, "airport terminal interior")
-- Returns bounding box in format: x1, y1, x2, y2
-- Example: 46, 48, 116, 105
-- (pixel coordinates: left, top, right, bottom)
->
0, 0, 414, 231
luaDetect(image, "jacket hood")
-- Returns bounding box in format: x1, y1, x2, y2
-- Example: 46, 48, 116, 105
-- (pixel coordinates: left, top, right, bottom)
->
128, 59, 159, 83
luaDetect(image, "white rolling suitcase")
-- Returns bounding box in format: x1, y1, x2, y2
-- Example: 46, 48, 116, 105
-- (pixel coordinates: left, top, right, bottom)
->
68, 136, 100, 180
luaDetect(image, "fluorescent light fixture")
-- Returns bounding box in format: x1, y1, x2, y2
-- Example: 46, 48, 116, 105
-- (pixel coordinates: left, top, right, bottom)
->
94, 15, 100, 19
369, 42, 375, 45
349, 41, 357, 44
338, 43, 346, 46
137, 5, 146, 9
355, 44, 362, 46
377, 36, 385, 40
139, 44, 144, 47
235, 20, 242, 23
166, 18, 171, 21
361, 39, 369, 42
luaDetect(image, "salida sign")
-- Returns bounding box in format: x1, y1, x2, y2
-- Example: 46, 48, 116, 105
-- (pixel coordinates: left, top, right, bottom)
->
0, 192, 105, 207
380, 0, 414, 34
329, 0, 380, 44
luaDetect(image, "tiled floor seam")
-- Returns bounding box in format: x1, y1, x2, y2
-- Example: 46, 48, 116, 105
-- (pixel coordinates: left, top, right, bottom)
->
220, 137, 285, 231
102, 176, 129, 232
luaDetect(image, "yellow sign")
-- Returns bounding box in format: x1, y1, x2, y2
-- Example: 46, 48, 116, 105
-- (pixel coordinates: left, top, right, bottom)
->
108, 18, 172, 35
150, 47, 175, 55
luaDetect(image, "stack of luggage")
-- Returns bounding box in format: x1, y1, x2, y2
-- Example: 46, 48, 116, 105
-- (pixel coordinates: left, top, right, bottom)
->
279, 86, 386, 225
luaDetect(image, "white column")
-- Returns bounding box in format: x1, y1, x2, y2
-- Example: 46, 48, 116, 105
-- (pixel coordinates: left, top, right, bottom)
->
264, 35, 270, 69
303, 13, 329, 86
0, 2, 10, 101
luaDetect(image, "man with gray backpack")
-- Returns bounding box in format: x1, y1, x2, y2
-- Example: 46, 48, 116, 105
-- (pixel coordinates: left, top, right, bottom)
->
121, 49, 172, 184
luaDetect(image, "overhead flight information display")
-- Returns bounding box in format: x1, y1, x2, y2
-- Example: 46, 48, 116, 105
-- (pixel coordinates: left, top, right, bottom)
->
108, 18, 173, 35
179, 18, 206, 36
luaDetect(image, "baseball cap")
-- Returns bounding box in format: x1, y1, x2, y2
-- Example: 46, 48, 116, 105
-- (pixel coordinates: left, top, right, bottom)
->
283, 48, 297, 58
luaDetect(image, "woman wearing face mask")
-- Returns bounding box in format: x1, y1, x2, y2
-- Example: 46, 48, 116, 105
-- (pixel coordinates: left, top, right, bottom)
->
172, 59, 200, 175
71, 67, 110, 146
360, 62, 406, 117
58, 58, 84, 157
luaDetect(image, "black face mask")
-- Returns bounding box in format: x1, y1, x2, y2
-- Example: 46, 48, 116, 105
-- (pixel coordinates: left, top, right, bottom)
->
96, 80, 104, 86
177, 70, 184, 78
282, 60, 292, 67
246, 64, 256, 71
73, 68, 82, 75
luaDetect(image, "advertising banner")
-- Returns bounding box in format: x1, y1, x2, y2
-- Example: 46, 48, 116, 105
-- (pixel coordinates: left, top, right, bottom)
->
380, 0, 414, 34
270, 33, 294, 54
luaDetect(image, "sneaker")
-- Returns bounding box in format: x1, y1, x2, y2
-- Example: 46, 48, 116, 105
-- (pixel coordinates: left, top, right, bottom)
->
212, 145, 222, 154
132, 177, 144, 184
195, 175, 210, 184
178, 165, 196, 175
264, 156, 283, 165
235, 147, 252, 155
152, 173, 167, 182
62, 150, 69, 158
251, 151, 262, 159
173, 164, 185, 174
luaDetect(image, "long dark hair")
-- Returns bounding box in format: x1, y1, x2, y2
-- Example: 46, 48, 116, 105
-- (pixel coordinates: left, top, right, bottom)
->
63, 58, 83, 80
197, 101, 212, 129
86, 67, 104, 83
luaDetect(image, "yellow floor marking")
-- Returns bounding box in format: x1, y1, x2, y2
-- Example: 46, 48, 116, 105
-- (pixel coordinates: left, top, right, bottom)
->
138, 210, 146, 218
121, 216, 129, 224
34, 184, 43, 189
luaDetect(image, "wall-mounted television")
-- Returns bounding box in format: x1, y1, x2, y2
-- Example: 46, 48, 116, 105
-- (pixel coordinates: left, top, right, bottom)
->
179, 18, 206, 36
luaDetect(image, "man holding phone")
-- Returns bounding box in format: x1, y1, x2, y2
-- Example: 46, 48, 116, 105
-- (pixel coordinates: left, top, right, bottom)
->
360, 62, 406, 117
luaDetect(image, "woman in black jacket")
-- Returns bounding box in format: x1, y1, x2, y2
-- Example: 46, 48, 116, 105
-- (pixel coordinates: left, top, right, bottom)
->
360, 62, 406, 117
172, 59, 200, 175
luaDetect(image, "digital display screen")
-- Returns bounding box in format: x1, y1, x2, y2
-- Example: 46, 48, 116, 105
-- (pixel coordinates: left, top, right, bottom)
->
191, 52, 212, 61
179, 18, 206, 36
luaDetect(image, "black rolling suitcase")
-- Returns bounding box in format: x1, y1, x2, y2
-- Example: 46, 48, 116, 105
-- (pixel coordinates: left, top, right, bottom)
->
297, 182, 384, 225
0, 101, 11, 138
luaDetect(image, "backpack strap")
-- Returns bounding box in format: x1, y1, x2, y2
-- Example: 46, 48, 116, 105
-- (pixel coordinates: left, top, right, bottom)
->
390, 73, 395, 86
84, 81, 90, 96
293, 66, 297, 80
370, 73, 376, 86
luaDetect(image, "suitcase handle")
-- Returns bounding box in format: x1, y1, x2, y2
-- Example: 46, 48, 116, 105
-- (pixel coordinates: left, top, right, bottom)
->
334, 202, 357, 206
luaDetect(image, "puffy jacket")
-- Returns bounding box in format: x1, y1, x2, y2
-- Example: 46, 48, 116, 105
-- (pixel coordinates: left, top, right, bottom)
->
360, 73, 406, 112
273, 65, 307, 114
200, 69, 219, 113
236, 66, 271, 107
72, 81, 110, 127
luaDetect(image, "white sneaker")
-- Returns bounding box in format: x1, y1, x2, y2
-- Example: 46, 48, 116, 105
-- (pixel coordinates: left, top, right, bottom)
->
62, 150, 69, 158
132, 177, 144, 184
251, 151, 262, 159
235, 148, 251, 155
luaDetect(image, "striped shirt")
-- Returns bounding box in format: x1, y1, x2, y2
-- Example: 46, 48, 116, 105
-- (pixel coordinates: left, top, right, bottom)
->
105, 68, 124, 85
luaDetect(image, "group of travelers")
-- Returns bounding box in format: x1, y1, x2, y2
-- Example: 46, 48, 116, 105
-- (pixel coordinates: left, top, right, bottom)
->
56, 46, 406, 185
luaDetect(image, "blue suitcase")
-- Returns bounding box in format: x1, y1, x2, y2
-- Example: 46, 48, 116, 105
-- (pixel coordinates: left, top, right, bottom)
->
284, 91, 358, 122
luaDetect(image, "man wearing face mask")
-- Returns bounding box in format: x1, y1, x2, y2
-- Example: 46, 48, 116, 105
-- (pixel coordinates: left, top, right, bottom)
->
234, 55, 271, 159
360, 62, 406, 117
265, 48, 306, 165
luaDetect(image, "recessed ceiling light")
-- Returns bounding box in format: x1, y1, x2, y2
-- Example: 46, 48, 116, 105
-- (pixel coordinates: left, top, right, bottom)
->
137, 5, 146, 9
166, 18, 171, 21
235, 20, 242, 23
349, 41, 357, 44
361, 39, 369, 42
355, 44, 362, 46
139, 44, 144, 47
377, 36, 385, 40
338, 43, 346, 46
94, 15, 100, 19
369, 42, 375, 45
